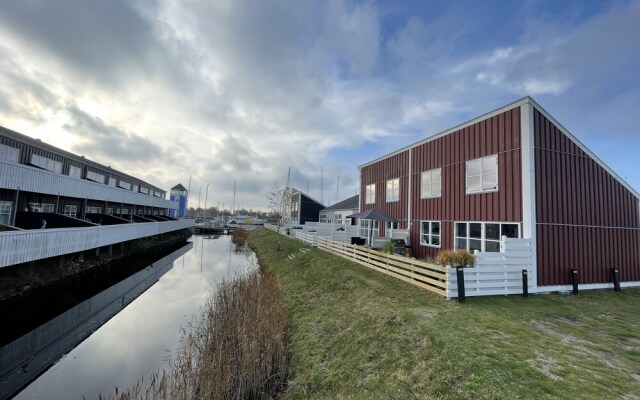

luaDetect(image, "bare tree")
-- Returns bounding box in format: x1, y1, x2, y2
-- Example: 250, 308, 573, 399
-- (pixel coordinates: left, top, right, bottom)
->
266, 183, 292, 232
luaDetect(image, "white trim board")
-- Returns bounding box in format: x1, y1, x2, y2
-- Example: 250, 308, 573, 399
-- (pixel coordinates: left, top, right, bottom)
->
536, 281, 640, 294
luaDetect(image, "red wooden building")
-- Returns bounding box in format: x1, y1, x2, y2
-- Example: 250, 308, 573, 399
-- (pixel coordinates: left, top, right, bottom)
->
359, 96, 640, 291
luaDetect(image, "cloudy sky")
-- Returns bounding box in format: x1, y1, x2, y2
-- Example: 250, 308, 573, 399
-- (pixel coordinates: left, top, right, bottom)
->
0, 0, 638, 210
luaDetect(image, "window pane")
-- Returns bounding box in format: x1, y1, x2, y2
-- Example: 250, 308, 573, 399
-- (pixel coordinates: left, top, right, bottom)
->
433, 181, 441, 197
455, 238, 467, 250
482, 155, 497, 174
432, 168, 441, 183
467, 159, 480, 177
469, 239, 482, 252
467, 176, 481, 192
431, 235, 440, 246
501, 224, 519, 238
469, 223, 482, 239
485, 240, 500, 252
431, 221, 440, 235
423, 171, 431, 185
482, 172, 498, 190
485, 223, 500, 240
456, 223, 467, 237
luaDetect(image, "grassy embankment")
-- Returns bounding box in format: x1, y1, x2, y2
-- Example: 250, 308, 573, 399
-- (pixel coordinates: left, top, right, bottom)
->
248, 228, 640, 399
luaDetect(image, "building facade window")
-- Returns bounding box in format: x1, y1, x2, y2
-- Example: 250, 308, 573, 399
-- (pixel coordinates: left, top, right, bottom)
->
86, 206, 101, 214
108, 177, 117, 187
86, 170, 106, 184
118, 181, 131, 190
385, 221, 398, 237
68, 165, 82, 179
0, 201, 12, 224
420, 168, 441, 198
140, 187, 150, 195
365, 184, 376, 204
420, 221, 441, 247
64, 205, 77, 218
466, 154, 498, 194
359, 219, 379, 244
334, 213, 343, 225
454, 222, 519, 253
0, 143, 20, 162
319, 214, 327, 223
106, 208, 113, 215
133, 184, 139, 193
30, 154, 62, 174
29, 203, 55, 212
386, 178, 400, 202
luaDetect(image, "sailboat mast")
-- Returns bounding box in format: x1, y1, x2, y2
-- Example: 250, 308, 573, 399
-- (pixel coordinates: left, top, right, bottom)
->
232, 181, 236, 215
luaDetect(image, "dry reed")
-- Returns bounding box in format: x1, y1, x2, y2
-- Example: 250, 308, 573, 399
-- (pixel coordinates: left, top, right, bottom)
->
110, 268, 289, 400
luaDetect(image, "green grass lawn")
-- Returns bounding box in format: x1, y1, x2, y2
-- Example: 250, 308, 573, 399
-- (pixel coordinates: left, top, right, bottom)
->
248, 228, 640, 399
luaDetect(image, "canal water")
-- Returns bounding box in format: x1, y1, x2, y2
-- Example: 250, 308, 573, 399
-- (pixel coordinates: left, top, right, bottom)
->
0, 235, 256, 400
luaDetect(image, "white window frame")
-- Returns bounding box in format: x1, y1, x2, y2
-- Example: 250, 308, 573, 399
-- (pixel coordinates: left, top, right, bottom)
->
108, 177, 117, 187
419, 220, 441, 247
140, 187, 150, 195
420, 168, 442, 199
0, 201, 12, 224
365, 184, 376, 204
132, 184, 139, 193
86, 206, 101, 214
386, 178, 400, 202
63, 205, 77, 218
0, 143, 20, 162
68, 165, 82, 179
118, 181, 131, 190
466, 154, 498, 194
334, 213, 343, 225
454, 221, 520, 253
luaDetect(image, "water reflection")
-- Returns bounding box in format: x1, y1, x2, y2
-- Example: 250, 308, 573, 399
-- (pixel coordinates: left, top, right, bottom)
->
4, 235, 255, 400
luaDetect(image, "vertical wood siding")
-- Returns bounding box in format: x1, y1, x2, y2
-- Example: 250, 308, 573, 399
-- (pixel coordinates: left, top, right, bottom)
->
533, 109, 640, 285
361, 108, 522, 258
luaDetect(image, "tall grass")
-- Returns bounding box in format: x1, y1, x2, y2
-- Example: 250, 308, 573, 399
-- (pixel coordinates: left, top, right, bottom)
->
112, 268, 289, 400
232, 228, 248, 247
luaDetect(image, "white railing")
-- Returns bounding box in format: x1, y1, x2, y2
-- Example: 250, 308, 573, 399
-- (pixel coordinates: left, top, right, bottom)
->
446, 237, 532, 298
0, 160, 178, 209
0, 219, 195, 268
293, 231, 318, 246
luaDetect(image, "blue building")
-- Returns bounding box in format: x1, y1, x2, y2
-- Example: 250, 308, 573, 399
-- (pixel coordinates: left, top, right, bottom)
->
169, 183, 188, 217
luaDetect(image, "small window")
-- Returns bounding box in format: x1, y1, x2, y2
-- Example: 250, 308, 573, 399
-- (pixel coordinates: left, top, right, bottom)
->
386, 178, 399, 202
420, 221, 441, 247
365, 184, 376, 204
106, 208, 113, 215
466, 154, 498, 194
68, 165, 82, 179
0, 201, 12, 224
86, 206, 101, 214
64, 205, 77, 218
420, 168, 441, 198
0, 143, 20, 162
86, 170, 106, 184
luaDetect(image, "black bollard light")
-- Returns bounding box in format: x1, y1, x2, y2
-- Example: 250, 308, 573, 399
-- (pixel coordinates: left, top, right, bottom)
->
522, 269, 529, 297
456, 267, 466, 303
611, 267, 621, 292
570, 268, 579, 295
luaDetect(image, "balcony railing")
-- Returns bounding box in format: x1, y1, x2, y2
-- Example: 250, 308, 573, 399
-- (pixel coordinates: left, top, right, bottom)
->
0, 219, 195, 268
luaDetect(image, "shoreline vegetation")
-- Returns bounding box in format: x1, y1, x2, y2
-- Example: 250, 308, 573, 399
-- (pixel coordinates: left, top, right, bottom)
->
112, 233, 289, 400
246, 228, 639, 399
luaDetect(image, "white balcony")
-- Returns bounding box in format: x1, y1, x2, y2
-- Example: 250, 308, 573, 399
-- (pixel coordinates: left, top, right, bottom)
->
0, 160, 178, 209
0, 219, 195, 268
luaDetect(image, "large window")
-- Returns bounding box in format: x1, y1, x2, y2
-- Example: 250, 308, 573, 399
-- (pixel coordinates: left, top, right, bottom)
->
421, 168, 441, 198
118, 181, 131, 190
68, 165, 82, 179
386, 178, 400, 202
359, 219, 379, 244
140, 187, 150, 195
86, 206, 101, 214
133, 184, 139, 193
466, 154, 498, 194
365, 184, 376, 204
385, 221, 398, 238
108, 177, 117, 187
334, 213, 343, 225
29, 203, 55, 213
420, 221, 441, 247
86, 170, 105, 184
0, 143, 20, 162
454, 222, 519, 253
64, 205, 77, 218
0, 201, 12, 224
30, 154, 62, 174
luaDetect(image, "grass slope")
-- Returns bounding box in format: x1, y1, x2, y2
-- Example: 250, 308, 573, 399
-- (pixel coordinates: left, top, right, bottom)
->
249, 228, 640, 399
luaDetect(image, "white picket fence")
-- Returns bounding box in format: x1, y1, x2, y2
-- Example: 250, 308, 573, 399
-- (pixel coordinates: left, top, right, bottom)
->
446, 237, 532, 298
